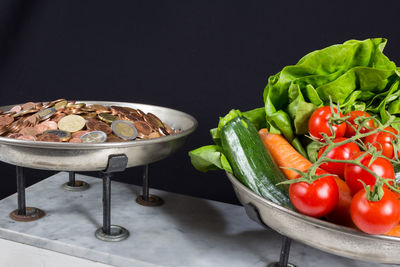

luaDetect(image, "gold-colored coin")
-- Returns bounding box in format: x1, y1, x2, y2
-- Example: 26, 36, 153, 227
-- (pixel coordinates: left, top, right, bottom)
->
58, 115, 86, 132
111, 120, 138, 140
98, 113, 117, 124
54, 100, 67, 110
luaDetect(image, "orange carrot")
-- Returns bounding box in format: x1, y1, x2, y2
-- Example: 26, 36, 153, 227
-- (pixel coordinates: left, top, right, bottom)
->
385, 224, 400, 238
259, 128, 312, 180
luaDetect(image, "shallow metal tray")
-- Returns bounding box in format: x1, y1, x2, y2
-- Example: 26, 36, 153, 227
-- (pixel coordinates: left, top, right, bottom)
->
0, 101, 197, 171
226, 172, 400, 264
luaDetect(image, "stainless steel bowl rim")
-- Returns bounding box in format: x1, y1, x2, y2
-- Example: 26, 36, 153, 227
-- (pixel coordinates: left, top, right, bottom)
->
226, 171, 400, 242
0, 100, 197, 149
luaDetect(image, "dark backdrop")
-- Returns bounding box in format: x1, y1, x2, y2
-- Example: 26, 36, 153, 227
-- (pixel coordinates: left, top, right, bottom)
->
0, 1, 399, 204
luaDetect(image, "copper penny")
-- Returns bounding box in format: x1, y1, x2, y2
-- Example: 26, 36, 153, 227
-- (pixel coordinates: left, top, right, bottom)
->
24, 114, 40, 126
0, 126, 8, 136
17, 135, 36, 141
20, 127, 38, 136
38, 133, 61, 142
51, 113, 66, 122
106, 134, 126, 142
134, 121, 153, 136
144, 113, 164, 129
86, 119, 98, 130
40, 121, 58, 130
90, 105, 109, 112
0, 116, 14, 126
147, 131, 161, 139
33, 124, 49, 135
110, 106, 129, 115
7, 133, 24, 139
10, 105, 22, 113
125, 113, 143, 122
86, 119, 112, 135
72, 131, 89, 139
69, 138, 82, 143
22, 102, 36, 110
95, 123, 112, 135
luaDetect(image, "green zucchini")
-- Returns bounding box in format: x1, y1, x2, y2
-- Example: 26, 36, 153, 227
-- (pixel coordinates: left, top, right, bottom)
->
220, 116, 293, 209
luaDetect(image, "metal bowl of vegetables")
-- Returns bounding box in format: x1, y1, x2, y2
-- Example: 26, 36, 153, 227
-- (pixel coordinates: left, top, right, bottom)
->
190, 37, 400, 264
226, 171, 400, 264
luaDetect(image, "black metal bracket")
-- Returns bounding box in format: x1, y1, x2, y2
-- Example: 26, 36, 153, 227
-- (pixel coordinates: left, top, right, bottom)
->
244, 203, 295, 267
95, 154, 129, 242
9, 166, 45, 222
136, 164, 164, 206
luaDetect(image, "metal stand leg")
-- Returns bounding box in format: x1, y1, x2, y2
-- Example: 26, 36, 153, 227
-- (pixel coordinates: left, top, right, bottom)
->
102, 173, 111, 235
10, 166, 45, 222
95, 154, 129, 242
267, 236, 295, 267
62, 171, 90, 191
245, 204, 295, 267
136, 164, 164, 206
279, 236, 292, 267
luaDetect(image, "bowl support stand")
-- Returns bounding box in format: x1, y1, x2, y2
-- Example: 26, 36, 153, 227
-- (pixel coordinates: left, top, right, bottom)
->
8, 154, 166, 242
62, 171, 90, 191
9, 166, 46, 222
94, 154, 130, 242
244, 203, 295, 267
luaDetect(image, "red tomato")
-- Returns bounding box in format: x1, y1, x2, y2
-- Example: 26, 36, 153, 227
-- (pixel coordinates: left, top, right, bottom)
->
344, 110, 375, 137
326, 177, 354, 227
364, 126, 398, 159
317, 138, 360, 179
289, 169, 339, 218
351, 187, 400, 234
308, 106, 347, 141
344, 152, 395, 196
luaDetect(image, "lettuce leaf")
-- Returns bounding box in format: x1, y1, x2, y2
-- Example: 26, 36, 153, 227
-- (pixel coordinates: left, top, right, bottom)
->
263, 38, 400, 158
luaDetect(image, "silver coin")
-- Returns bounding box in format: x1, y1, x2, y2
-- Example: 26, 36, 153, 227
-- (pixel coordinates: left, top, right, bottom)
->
80, 131, 107, 143
43, 129, 71, 141
37, 108, 56, 121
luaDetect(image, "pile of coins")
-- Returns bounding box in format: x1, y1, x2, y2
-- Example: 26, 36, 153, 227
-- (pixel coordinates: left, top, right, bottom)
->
0, 99, 177, 143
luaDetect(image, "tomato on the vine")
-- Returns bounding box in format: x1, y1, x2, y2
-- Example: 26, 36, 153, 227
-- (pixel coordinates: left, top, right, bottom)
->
308, 106, 346, 141
364, 126, 399, 159
289, 169, 339, 218
325, 177, 353, 226
344, 110, 375, 137
344, 152, 395, 196
351, 187, 400, 234
317, 138, 360, 179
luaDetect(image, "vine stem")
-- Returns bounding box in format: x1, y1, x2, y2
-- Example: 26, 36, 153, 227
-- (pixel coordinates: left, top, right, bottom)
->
308, 115, 396, 178
289, 107, 400, 200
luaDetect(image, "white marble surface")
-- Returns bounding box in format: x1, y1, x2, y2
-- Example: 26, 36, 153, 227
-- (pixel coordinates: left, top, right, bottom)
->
0, 172, 395, 267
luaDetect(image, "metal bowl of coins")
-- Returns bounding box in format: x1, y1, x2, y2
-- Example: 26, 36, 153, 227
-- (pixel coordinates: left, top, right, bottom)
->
0, 100, 197, 171
226, 172, 400, 264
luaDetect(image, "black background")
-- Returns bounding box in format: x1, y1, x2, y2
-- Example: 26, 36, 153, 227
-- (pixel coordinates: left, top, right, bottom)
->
0, 1, 399, 204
